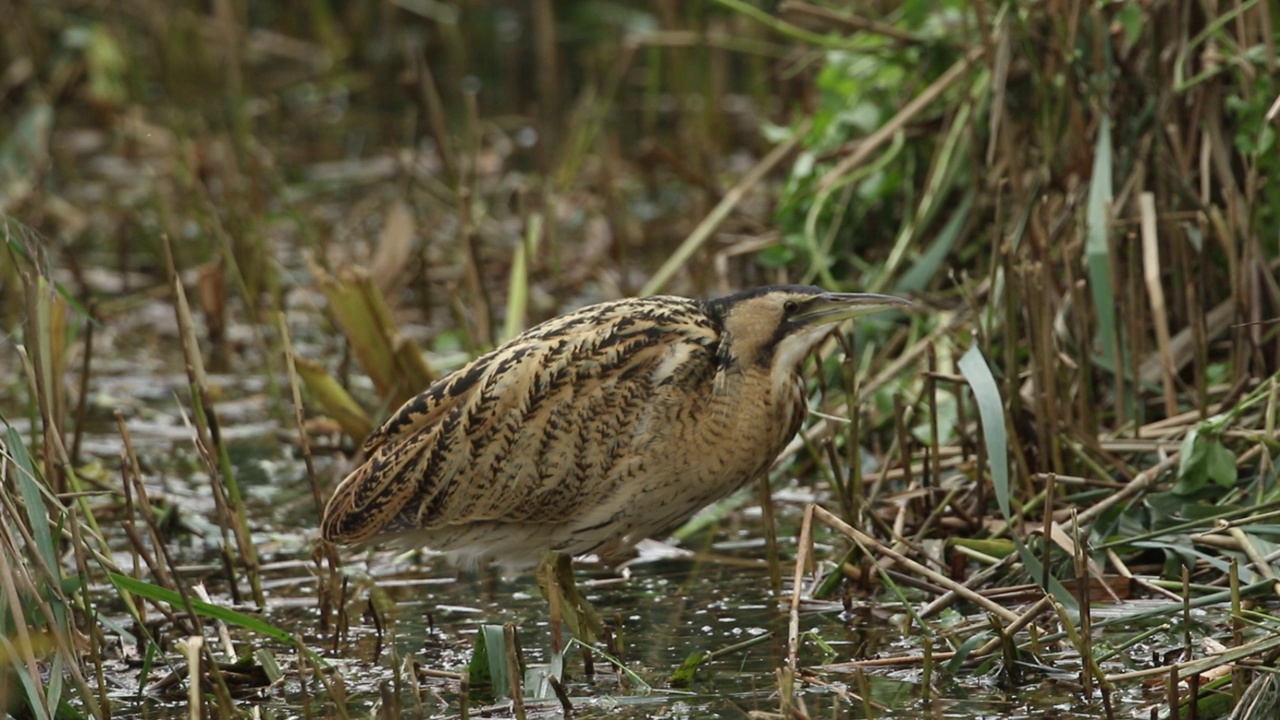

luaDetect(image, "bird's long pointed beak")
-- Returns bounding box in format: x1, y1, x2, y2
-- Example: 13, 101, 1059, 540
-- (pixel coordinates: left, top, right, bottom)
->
795, 292, 913, 326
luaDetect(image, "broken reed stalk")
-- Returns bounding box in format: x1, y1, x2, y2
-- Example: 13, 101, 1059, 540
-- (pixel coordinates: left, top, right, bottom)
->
115, 434, 239, 712
192, 584, 237, 658
920, 636, 932, 700
855, 666, 873, 718
1074, 523, 1094, 700
295, 635, 316, 720
1041, 473, 1054, 592
1105, 632, 1280, 681
1182, 566, 1192, 663
1227, 526, 1280, 597
788, 503, 815, 673
776, 665, 795, 717
918, 554, 1015, 619
891, 392, 913, 492
1065, 453, 1181, 530
504, 624, 527, 720
1230, 559, 1243, 704
973, 595, 1053, 656
183, 636, 204, 720
116, 410, 231, 647
1046, 598, 1116, 699
989, 612, 1018, 685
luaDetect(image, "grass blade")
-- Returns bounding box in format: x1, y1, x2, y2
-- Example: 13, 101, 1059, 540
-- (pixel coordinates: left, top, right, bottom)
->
107, 573, 292, 644
1085, 116, 1119, 375
958, 345, 1077, 609
958, 344, 1009, 519
6, 425, 58, 594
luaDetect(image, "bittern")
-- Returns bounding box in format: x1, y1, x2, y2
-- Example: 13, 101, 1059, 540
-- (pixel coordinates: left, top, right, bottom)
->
321, 285, 909, 639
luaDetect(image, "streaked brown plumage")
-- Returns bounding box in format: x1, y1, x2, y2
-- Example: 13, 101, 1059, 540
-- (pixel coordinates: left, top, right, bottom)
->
321, 285, 909, 569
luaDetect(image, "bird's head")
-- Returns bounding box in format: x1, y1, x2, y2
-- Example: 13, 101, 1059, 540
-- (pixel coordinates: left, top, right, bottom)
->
709, 285, 912, 372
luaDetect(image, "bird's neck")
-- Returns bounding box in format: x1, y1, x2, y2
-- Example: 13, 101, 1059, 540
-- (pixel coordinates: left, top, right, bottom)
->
711, 359, 807, 449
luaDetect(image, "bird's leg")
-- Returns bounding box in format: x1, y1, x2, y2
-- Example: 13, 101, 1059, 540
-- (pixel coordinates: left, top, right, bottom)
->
535, 551, 605, 647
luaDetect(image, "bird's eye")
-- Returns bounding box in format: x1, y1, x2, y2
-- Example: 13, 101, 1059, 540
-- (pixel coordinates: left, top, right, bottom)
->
783, 300, 798, 313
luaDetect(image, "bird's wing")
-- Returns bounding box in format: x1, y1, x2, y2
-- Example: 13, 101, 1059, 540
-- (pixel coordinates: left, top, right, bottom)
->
320, 297, 721, 544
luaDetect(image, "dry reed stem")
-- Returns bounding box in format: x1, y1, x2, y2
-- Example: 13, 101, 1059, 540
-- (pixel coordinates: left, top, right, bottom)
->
1066, 453, 1182, 529
504, 624, 526, 719
1139, 192, 1178, 418
918, 555, 1015, 619
185, 635, 203, 720
1106, 632, 1280, 684
1226, 526, 1280, 597
787, 504, 815, 674
811, 505, 1020, 624
973, 594, 1054, 657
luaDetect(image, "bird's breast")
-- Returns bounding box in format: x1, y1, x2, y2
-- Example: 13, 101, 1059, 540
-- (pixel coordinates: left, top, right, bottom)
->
637, 366, 803, 507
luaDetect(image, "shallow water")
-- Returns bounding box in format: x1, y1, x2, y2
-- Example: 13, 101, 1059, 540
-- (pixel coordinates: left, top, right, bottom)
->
3, 341, 1201, 719
84, 444, 1173, 720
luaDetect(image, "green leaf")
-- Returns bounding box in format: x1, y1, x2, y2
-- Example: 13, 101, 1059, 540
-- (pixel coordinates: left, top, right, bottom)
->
1174, 431, 1236, 494
897, 191, 973, 293
468, 625, 510, 698
255, 648, 284, 684
1174, 429, 1209, 495
467, 626, 492, 689
1205, 439, 1237, 488
945, 631, 991, 675
949, 538, 1015, 558
757, 243, 796, 269
0, 635, 52, 720
958, 344, 1008, 519
669, 651, 706, 687
4, 423, 69, 631
106, 573, 291, 643
6, 426, 58, 589
524, 650, 564, 700
958, 345, 1077, 610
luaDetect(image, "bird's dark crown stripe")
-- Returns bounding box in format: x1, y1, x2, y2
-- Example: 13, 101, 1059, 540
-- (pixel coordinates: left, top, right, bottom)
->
702, 284, 823, 323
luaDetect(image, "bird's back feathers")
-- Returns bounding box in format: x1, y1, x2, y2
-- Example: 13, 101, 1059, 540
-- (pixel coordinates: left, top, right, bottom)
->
320, 296, 726, 552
